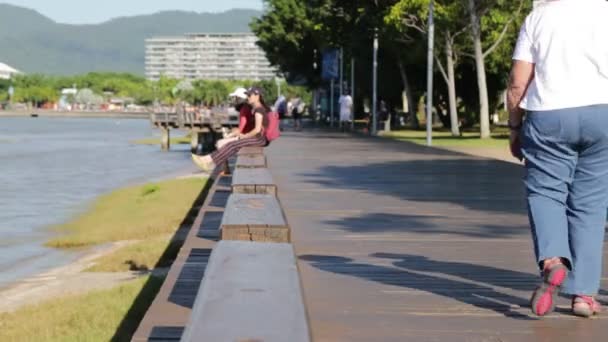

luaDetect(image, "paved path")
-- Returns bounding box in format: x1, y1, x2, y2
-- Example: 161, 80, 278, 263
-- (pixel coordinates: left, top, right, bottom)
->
266, 129, 608, 342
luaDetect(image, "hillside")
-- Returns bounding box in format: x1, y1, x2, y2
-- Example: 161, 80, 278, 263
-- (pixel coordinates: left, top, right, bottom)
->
0, 4, 262, 75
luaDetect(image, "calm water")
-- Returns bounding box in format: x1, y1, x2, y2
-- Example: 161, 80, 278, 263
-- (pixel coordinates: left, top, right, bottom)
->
0, 117, 196, 289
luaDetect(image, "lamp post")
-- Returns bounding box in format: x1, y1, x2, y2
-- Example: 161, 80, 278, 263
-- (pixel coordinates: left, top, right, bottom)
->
339, 48, 344, 101
275, 76, 282, 98
372, 28, 379, 136
330, 78, 335, 128
351, 57, 355, 130
8, 84, 14, 106
426, 0, 435, 146
351, 58, 355, 101
313, 49, 319, 122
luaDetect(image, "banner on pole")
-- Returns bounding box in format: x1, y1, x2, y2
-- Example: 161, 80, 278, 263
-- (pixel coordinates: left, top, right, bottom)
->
321, 49, 339, 81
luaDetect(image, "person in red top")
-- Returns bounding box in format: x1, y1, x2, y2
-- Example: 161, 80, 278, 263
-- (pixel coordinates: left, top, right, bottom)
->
192, 86, 269, 172
217, 87, 253, 149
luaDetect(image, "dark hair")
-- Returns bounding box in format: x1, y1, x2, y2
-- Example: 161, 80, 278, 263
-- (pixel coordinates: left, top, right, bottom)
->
258, 95, 271, 112
247, 85, 271, 112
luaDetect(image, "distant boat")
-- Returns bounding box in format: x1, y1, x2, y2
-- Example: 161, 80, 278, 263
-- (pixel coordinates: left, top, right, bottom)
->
30, 113, 39, 118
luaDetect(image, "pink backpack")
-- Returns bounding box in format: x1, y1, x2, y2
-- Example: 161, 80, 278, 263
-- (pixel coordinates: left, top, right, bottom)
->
265, 111, 281, 142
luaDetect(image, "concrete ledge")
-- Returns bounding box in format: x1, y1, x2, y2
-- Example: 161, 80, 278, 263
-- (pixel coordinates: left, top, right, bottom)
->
221, 194, 290, 242
232, 168, 277, 196
180, 241, 311, 342
237, 146, 264, 156
236, 154, 267, 168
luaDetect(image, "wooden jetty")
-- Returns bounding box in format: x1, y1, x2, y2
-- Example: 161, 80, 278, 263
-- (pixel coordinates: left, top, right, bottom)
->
149, 110, 239, 152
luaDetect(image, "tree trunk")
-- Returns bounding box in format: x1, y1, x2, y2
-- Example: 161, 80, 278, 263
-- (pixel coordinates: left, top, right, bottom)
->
468, 0, 491, 139
397, 61, 419, 129
446, 37, 460, 137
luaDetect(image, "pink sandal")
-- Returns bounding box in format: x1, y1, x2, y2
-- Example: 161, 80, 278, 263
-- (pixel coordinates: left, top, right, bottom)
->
572, 295, 602, 318
530, 263, 568, 316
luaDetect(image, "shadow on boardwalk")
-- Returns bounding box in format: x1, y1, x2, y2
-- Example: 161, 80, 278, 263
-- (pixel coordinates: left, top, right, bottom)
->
301, 254, 545, 320
323, 212, 528, 239
300, 158, 527, 216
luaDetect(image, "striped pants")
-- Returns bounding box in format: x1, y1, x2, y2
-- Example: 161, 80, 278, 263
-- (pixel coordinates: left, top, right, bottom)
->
211, 134, 267, 166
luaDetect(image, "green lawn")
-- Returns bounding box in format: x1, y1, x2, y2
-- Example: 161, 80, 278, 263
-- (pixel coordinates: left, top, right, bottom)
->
1, 169, 209, 342
380, 128, 510, 148
0, 276, 162, 342
47, 177, 207, 248
86, 235, 182, 272
0, 177, 209, 341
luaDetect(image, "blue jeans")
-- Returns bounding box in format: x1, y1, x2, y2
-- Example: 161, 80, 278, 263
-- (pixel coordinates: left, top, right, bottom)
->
522, 104, 608, 295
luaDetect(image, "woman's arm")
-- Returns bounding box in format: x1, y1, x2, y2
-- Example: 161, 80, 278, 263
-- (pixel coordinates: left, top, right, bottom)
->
239, 112, 263, 139
225, 109, 249, 138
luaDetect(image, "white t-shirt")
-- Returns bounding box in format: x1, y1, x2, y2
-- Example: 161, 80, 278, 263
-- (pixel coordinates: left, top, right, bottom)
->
339, 95, 353, 120
513, 0, 608, 111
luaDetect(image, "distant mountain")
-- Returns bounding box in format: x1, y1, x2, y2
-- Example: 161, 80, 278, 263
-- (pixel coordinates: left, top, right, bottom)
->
0, 4, 262, 75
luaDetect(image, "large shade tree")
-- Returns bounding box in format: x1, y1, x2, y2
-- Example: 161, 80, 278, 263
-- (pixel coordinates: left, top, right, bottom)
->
465, 0, 527, 138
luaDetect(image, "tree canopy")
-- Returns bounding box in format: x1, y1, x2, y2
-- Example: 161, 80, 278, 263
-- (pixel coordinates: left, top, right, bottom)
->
252, 0, 532, 132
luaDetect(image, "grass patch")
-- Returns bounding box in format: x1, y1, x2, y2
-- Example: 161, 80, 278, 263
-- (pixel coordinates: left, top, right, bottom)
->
0, 276, 163, 342
47, 177, 207, 248
132, 136, 191, 145
381, 127, 509, 148
87, 235, 182, 272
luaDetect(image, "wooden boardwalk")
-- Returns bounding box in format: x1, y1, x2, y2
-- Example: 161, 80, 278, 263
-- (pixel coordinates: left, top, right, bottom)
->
265, 129, 608, 342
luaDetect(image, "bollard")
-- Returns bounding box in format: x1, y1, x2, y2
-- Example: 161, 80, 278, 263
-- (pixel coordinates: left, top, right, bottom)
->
190, 131, 199, 153
161, 127, 170, 151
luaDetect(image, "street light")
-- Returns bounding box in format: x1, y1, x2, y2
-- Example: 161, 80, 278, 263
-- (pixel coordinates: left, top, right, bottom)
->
8, 84, 14, 106
275, 76, 282, 98
339, 47, 344, 102
372, 28, 379, 136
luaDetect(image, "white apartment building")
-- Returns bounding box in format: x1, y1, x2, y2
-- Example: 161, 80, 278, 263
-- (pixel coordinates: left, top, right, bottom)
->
145, 33, 277, 81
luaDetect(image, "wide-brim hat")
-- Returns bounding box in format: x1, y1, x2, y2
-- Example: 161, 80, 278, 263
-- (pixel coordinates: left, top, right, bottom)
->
229, 87, 248, 99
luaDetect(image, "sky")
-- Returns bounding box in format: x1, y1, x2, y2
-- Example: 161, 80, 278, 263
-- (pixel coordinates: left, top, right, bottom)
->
0, 0, 264, 24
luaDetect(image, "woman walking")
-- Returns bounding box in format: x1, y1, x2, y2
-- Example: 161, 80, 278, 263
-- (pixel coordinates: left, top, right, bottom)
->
192, 86, 269, 172
508, 0, 608, 318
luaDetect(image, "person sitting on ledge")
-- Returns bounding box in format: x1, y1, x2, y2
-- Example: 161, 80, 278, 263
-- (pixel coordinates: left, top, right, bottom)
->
217, 87, 254, 150
192, 86, 269, 172
215, 87, 255, 175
